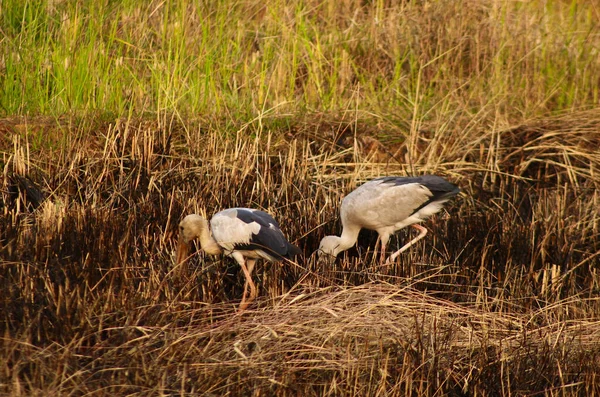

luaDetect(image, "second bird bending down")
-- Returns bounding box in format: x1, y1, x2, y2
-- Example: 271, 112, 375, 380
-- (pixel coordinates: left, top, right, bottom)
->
318, 175, 460, 264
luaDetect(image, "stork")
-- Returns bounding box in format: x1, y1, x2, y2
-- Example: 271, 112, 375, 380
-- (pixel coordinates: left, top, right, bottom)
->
318, 175, 460, 264
177, 208, 301, 311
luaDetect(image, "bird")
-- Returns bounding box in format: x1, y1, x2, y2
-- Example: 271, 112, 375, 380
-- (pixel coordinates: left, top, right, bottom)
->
177, 208, 301, 311
318, 175, 460, 264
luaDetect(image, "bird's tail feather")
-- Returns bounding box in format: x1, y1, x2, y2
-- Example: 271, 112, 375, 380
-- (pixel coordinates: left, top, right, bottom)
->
286, 243, 303, 259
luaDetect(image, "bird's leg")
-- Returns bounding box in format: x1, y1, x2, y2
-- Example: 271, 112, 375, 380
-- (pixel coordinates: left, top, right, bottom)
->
379, 240, 387, 266
377, 234, 390, 269
385, 224, 428, 264
371, 235, 383, 265
375, 239, 390, 276
246, 259, 257, 302
238, 259, 257, 312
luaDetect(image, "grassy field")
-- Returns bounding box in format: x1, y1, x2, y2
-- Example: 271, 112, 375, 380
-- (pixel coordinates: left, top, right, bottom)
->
1, 0, 600, 395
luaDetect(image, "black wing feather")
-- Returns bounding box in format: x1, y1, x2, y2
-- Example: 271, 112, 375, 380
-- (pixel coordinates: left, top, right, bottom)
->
377, 175, 460, 215
233, 209, 297, 259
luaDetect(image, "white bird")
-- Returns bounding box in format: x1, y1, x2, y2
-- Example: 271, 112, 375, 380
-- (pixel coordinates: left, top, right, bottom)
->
318, 175, 460, 264
177, 208, 301, 311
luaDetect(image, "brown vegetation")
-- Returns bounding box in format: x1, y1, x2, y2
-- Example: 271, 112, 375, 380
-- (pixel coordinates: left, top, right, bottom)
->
1, 109, 599, 395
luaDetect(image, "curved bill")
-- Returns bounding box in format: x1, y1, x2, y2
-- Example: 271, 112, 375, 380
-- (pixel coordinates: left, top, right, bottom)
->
176, 238, 190, 264
315, 249, 336, 266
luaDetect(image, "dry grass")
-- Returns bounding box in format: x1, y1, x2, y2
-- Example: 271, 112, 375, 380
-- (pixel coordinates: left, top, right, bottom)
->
1, 108, 600, 395
7, 284, 598, 396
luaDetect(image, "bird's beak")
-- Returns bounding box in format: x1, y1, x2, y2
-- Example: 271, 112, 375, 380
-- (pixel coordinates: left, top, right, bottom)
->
176, 238, 190, 264
315, 250, 335, 266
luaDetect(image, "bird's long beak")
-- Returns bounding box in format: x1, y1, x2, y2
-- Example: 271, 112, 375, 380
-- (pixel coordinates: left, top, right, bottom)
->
176, 238, 190, 264
315, 250, 335, 266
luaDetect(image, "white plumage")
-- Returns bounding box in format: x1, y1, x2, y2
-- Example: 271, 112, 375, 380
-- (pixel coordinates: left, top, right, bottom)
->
177, 208, 300, 311
318, 175, 460, 264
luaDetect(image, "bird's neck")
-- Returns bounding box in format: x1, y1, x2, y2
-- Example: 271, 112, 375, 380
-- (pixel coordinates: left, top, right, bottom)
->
197, 222, 222, 255
337, 224, 361, 253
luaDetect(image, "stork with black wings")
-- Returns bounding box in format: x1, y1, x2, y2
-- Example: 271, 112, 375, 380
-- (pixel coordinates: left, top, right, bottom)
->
318, 175, 460, 264
177, 208, 301, 311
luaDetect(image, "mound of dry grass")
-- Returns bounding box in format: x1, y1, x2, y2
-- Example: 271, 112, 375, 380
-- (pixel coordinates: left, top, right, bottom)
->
2, 283, 599, 395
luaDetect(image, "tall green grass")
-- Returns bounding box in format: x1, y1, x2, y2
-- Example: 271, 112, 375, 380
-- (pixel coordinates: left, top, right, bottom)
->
1, 0, 598, 121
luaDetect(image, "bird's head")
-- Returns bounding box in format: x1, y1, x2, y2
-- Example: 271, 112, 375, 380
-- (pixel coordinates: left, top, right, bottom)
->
177, 214, 208, 264
316, 235, 342, 264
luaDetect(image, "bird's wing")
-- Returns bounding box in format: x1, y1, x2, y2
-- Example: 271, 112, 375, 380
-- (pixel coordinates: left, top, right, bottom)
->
343, 180, 434, 228
375, 176, 459, 202
211, 208, 289, 259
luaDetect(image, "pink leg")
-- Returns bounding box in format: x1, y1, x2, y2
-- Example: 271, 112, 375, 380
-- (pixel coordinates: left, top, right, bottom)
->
385, 225, 428, 264
238, 259, 257, 312
379, 240, 387, 265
